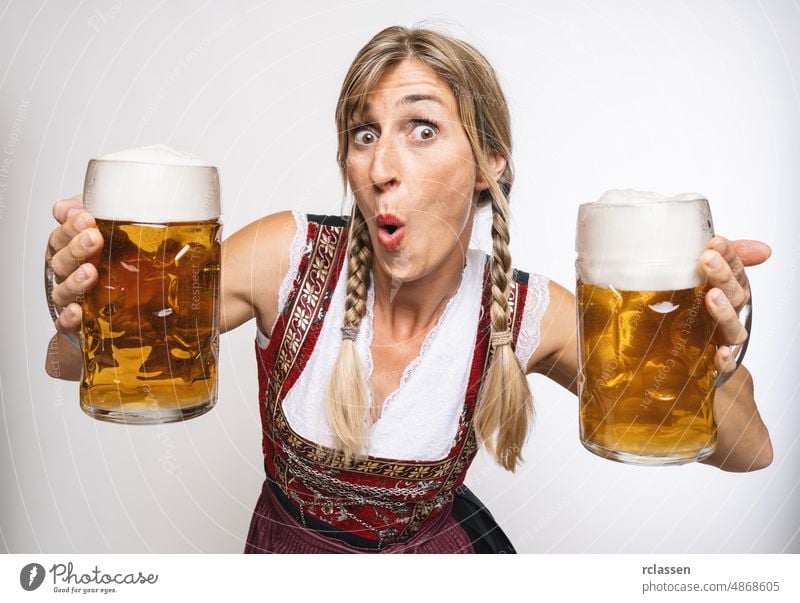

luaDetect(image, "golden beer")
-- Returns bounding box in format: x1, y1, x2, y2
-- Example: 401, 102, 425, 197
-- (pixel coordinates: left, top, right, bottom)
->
577, 282, 716, 462
575, 190, 718, 464
80, 219, 221, 422
79, 144, 221, 424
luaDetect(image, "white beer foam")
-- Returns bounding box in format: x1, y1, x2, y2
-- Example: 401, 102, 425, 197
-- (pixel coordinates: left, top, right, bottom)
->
596, 189, 705, 205
83, 144, 220, 222
98, 144, 212, 166
576, 189, 713, 291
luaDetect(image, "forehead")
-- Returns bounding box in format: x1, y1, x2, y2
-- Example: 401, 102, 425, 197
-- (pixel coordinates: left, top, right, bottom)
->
353, 59, 459, 117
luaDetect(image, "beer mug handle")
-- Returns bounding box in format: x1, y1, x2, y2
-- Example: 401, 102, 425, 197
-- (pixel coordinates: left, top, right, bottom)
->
714, 292, 752, 388
44, 258, 81, 349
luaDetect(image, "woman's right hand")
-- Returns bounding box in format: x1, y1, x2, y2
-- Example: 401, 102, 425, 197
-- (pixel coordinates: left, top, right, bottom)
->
46, 194, 104, 339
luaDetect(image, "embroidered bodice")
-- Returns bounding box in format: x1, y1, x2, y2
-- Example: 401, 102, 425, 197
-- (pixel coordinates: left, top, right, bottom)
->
256, 210, 550, 461
253, 212, 550, 545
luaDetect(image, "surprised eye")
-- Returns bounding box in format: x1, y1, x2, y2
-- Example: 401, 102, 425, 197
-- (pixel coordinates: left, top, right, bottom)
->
353, 128, 377, 145
411, 123, 437, 142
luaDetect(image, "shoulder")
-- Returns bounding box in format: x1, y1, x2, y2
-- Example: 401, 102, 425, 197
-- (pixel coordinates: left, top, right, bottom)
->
223, 209, 299, 273
225, 211, 350, 266
219, 211, 353, 337
530, 279, 575, 361
526, 279, 578, 392
492, 255, 576, 380
239, 212, 352, 335
221, 210, 302, 335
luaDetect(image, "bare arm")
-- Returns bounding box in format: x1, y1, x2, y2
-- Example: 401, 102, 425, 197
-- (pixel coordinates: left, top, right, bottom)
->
527, 280, 772, 472
218, 209, 297, 337
44, 195, 297, 381
527, 280, 579, 396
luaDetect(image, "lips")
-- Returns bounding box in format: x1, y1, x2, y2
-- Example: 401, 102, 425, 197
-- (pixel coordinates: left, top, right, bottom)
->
375, 213, 406, 251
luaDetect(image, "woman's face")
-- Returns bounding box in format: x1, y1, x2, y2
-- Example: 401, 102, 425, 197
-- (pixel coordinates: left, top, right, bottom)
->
345, 59, 495, 284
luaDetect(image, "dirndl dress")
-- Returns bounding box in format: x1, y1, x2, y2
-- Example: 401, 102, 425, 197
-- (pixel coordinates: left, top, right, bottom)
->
244, 214, 536, 553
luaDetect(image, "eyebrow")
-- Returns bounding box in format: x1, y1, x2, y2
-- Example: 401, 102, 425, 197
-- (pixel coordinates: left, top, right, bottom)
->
396, 93, 445, 107
349, 93, 446, 125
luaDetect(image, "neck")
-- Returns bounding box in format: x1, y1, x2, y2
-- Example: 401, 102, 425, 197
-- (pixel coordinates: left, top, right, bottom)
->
370, 247, 468, 341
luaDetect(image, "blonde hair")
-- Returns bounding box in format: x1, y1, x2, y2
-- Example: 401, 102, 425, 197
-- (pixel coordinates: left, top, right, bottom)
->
326, 25, 533, 471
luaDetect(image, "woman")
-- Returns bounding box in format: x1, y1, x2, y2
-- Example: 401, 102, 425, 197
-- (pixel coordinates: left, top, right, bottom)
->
44, 26, 773, 553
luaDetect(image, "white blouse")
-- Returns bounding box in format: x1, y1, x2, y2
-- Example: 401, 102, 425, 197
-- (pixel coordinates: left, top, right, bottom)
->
256, 210, 551, 462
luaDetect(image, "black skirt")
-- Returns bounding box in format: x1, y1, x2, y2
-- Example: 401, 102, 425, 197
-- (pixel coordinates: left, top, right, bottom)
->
452, 484, 517, 554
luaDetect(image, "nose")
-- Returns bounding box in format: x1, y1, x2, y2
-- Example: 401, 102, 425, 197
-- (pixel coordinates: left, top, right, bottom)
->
369, 135, 401, 193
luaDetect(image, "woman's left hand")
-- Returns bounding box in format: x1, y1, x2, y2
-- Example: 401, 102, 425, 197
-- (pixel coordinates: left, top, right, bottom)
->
698, 235, 772, 378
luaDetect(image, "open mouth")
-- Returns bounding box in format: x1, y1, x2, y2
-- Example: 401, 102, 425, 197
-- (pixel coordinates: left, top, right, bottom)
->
375, 214, 406, 251
377, 224, 405, 248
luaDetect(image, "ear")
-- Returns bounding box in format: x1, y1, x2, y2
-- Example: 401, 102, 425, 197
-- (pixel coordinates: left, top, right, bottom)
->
475, 151, 507, 192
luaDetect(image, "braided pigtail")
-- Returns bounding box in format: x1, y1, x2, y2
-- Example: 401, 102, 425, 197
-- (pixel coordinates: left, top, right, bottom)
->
324, 204, 374, 465
473, 178, 534, 472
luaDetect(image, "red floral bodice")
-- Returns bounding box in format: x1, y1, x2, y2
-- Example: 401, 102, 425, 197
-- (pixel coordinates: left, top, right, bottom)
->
254, 214, 531, 545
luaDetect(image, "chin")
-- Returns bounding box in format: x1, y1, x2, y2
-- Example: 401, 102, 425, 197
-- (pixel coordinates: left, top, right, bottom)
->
373, 248, 418, 281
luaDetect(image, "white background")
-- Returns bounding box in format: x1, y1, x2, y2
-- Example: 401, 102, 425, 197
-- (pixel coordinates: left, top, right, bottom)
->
0, 0, 797, 553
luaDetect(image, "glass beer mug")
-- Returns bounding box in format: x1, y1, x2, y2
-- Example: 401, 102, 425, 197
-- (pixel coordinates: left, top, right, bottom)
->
73, 145, 221, 424
575, 190, 718, 464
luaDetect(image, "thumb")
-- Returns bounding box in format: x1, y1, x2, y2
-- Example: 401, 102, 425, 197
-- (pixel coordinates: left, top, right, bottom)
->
732, 239, 772, 267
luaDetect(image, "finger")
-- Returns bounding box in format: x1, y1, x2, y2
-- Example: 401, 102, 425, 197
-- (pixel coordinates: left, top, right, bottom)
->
699, 248, 748, 310
732, 239, 772, 267
706, 236, 748, 290
52, 194, 84, 224
47, 210, 97, 255
49, 229, 103, 281
50, 263, 98, 307
55, 302, 83, 337
714, 345, 738, 376
707, 287, 748, 345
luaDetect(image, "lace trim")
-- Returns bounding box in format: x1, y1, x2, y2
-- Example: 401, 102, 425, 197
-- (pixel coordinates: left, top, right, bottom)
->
514, 274, 551, 369
256, 210, 309, 347
363, 253, 477, 422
